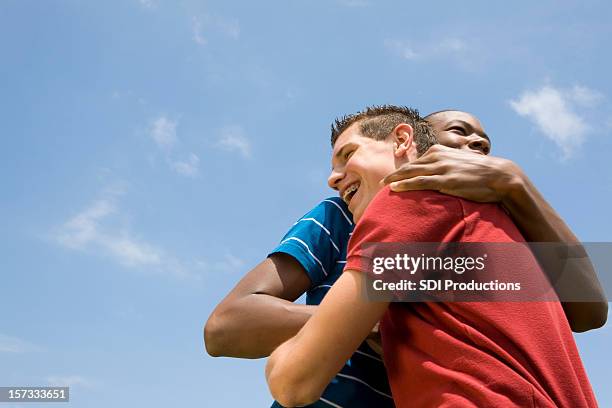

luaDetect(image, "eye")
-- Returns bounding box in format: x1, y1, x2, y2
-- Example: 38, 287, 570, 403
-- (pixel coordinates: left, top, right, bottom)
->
448, 126, 466, 135
344, 149, 354, 160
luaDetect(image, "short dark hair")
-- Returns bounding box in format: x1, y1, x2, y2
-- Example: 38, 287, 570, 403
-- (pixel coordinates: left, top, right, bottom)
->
331, 105, 437, 156
424, 109, 458, 121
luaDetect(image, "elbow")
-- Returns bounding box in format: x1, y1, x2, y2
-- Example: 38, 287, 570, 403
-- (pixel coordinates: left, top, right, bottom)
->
203, 314, 225, 357
266, 353, 322, 407
267, 371, 321, 407
570, 302, 608, 333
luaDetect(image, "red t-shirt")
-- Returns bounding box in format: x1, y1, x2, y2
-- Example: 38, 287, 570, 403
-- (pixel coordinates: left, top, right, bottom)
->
345, 188, 597, 408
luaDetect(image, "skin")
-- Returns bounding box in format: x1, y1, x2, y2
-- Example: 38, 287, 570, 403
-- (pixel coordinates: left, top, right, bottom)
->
205, 111, 607, 362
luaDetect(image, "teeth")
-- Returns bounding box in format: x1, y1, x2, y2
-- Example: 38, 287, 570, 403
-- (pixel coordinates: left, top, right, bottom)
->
343, 183, 359, 203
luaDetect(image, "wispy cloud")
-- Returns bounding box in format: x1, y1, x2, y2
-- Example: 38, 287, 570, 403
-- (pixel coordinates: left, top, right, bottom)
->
0, 334, 42, 353
192, 17, 207, 45
384, 37, 478, 70
569, 85, 604, 107
47, 376, 93, 388
148, 116, 201, 177
216, 125, 251, 158
50, 187, 196, 278
149, 116, 177, 149
509, 84, 602, 158
191, 14, 240, 46
383, 39, 419, 60
170, 153, 200, 177
195, 253, 246, 274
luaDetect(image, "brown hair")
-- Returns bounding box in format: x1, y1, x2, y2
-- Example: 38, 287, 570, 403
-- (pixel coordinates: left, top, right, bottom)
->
331, 105, 437, 156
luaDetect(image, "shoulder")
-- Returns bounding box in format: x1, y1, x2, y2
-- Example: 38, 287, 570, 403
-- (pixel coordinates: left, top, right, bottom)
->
358, 188, 465, 238
294, 197, 354, 243
269, 197, 353, 286
306, 197, 353, 228
347, 188, 475, 256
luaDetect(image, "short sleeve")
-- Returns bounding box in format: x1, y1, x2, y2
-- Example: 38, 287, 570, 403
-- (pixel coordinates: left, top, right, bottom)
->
345, 188, 466, 273
269, 197, 354, 286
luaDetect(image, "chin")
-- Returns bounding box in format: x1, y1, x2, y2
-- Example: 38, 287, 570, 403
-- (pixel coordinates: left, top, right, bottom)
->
351, 207, 364, 223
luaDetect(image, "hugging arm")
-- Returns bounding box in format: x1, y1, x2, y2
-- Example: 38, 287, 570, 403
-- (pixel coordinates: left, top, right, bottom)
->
266, 270, 388, 407
204, 253, 316, 358
384, 145, 608, 331
205, 198, 353, 358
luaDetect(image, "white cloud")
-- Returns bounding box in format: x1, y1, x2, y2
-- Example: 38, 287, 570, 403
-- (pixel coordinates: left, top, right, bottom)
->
195, 253, 246, 274
385, 37, 470, 61
147, 116, 200, 177
509, 85, 601, 158
54, 198, 116, 250
0, 334, 42, 353
192, 17, 207, 45
104, 235, 162, 268
150, 116, 177, 149
383, 39, 419, 60
51, 188, 182, 274
384, 37, 478, 70
437, 37, 468, 53
191, 14, 240, 45
569, 85, 604, 107
47, 376, 93, 388
170, 153, 200, 177
50, 188, 246, 281
216, 126, 251, 158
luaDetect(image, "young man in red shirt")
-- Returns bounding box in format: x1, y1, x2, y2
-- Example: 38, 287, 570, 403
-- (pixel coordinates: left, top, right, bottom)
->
266, 106, 600, 408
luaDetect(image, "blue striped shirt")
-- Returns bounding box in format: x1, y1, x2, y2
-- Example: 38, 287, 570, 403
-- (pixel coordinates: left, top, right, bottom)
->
269, 197, 394, 408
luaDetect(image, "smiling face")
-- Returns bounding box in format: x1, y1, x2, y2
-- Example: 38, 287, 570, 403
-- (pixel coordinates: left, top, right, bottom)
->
328, 122, 415, 222
327, 111, 492, 222
427, 110, 491, 155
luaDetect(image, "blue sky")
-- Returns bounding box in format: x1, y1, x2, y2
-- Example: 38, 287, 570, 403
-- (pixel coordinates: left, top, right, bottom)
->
1, 0, 611, 406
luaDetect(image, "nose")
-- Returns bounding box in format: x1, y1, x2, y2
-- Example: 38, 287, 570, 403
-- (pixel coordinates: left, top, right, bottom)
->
467, 135, 490, 155
328, 168, 344, 190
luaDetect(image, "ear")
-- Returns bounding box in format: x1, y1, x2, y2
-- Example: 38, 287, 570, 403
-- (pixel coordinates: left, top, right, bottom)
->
392, 123, 414, 158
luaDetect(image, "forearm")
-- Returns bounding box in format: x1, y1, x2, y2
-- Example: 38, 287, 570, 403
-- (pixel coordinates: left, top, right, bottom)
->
501, 166, 580, 243
266, 335, 330, 407
205, 294, 316, 359
266, 271, 388, 407
501, 168, 608, 331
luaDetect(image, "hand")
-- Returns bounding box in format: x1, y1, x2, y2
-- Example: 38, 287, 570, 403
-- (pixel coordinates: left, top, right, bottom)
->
383, 145, 523, 203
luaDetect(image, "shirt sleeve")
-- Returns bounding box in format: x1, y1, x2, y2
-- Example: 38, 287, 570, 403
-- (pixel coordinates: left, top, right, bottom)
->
345, 187, 466, 273
269, 197, 353, 286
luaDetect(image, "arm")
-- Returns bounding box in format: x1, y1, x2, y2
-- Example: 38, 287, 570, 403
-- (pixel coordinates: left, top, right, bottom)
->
383, 145, 608, 331
204, 253, 316, 358
266, 270, 388, 407
501, 171, 607, 331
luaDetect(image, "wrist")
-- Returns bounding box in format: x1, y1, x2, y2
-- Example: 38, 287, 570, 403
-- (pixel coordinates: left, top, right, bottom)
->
493, 158, 527, 205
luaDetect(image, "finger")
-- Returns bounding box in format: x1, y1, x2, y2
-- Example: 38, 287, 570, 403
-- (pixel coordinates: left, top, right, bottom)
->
382, 164, 440, 184
388, 175, 443, 192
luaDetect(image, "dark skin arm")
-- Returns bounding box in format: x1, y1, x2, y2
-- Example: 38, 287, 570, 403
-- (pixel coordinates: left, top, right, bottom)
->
383, 145, 608, 332
204, 253, 316, 358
